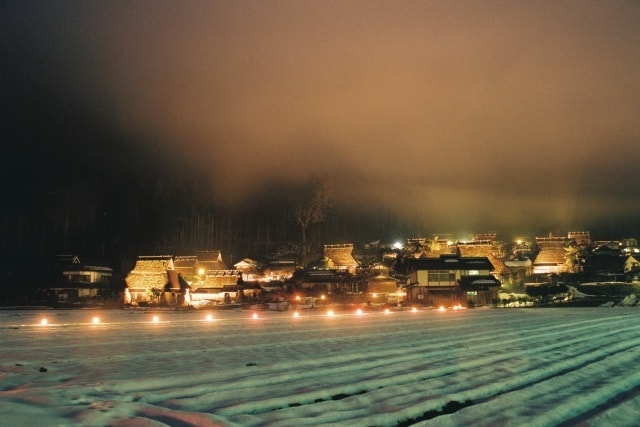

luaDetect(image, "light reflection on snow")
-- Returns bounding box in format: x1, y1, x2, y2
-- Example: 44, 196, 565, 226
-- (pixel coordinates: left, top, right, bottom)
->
5, 307, 640, 426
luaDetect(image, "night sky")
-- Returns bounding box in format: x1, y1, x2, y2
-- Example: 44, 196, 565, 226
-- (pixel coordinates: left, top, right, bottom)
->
3, 0, 640, 262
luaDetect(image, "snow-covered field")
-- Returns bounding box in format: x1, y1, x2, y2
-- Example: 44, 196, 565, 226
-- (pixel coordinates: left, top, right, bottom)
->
2, 306, 640, 426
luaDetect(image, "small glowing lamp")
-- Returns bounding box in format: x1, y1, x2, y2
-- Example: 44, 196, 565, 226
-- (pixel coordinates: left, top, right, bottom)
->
439, 306, 446, 312
152, 315, 159, 323
356, 308, 363, 315
293, 311, 299, 318
252, 313, 259, 319
40, 318, 48, 326
92, 316, 100, 324
412, 307, 418, 313
327, 309, 334, 317
205, 314, 213, 322
384, 308, 390, 314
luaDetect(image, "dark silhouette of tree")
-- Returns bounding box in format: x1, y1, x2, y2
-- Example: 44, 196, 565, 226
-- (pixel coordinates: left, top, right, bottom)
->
294, 177, 332, 267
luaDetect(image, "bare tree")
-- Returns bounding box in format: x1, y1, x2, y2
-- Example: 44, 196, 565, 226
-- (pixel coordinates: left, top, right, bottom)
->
294, 177, 332, 267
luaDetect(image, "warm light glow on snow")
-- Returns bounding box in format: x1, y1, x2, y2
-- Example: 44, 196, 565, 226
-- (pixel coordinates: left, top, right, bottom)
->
439, 306, 446, 312
152, 315, 159, 323
293, 311, 299, 318
327, 310, 334, 317
5, 307, 640, 425
205, 314, 213, 322
384, 308, 390, 314
40, 318, 48, 326
412, 307, 418, 312
252, 313, 259, 319
356, 308, 363, 315
92, 316, 100, 324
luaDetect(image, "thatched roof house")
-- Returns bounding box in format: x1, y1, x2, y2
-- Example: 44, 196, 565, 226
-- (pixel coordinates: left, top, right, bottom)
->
407, 237, 457, 258
196, 250, 227, 271
264, 260, 298, 281
323, 244, 359, 273
200, 270, 241, 289
457, 241, 509, 276
533, 237, 568, 275
234, 258, 260, 280
125, 256, 173, 303
172, 256, 198, 279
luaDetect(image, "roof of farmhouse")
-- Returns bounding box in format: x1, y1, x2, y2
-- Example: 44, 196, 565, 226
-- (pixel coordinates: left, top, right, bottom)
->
406, 255, 495, 271
196, 250, 228, 271
125, 256, 173, 290
323, 244, 358, 267
533, 238, 566, 266
457, 241, 509, 275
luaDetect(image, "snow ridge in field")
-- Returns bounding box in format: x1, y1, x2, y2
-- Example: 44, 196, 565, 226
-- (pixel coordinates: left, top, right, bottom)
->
2, 308, 640, 426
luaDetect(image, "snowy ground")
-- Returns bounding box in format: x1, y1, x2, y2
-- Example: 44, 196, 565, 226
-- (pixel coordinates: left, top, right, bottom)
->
2, 306, 640, 426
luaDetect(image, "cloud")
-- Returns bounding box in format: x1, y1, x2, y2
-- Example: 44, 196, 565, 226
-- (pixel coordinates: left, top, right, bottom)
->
3, 0, 640, 239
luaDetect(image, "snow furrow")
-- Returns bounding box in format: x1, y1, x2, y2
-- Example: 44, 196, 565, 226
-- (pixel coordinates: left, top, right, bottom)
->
4, 308, 640, 427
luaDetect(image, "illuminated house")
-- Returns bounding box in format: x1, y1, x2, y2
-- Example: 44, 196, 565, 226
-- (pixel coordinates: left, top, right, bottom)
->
532, 236, 568, 275
264, 259, 298, 281
188, 251, 255, 305
298, 269, 354, 295
61, 258, 113, 284
196, 250, 227, 271
123, 251, 251, 307
323, 244, 359, 274
402, 255, 500, 307
457, 240, 510, 281
407, 237, 457, 259
46, 256, 114, 305
624, 255, 640, 273
171, 256, 198, 281
164, 257, 196, 306
366, 273, 403, 304
124, 255, 173, 305
234, 258, 260, 281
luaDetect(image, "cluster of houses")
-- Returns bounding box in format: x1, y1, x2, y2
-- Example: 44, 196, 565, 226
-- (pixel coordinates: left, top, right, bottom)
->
41, 231, 640, 309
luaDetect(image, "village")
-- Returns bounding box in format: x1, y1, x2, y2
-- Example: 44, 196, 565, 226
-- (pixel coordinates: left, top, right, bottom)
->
33, 231, 640, 311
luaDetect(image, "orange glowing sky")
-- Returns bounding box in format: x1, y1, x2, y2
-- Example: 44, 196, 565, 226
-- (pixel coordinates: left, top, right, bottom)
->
3, 1, 640, 238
